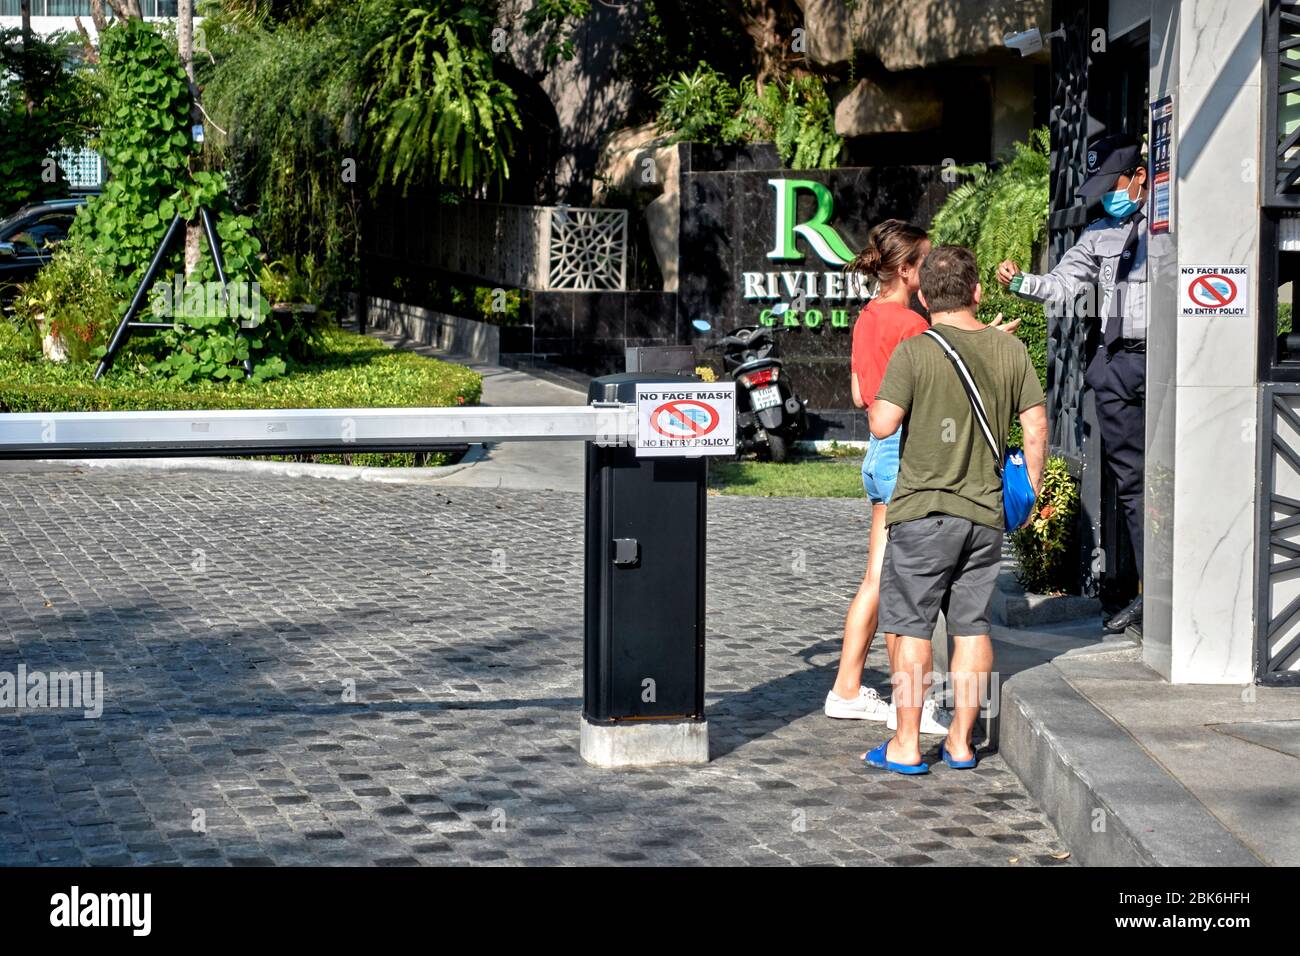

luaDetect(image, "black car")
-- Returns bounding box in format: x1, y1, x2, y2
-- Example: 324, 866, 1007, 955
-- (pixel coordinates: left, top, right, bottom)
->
0, 197, 87, 305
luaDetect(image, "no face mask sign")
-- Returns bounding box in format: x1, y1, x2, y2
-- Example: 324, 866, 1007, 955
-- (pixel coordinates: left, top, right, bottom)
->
636, 384, 737, 457
1179, 264, 1250, 317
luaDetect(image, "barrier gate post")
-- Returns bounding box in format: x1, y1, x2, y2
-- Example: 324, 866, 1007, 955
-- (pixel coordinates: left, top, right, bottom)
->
582, 373, 712, 767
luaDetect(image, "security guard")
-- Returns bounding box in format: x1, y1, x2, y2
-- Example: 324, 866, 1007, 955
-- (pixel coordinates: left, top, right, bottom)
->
996, 133, 1147, 635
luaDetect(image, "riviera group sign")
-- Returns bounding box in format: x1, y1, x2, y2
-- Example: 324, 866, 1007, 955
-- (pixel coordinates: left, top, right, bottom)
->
741, 179, 871, 329
677, 156, 952, 407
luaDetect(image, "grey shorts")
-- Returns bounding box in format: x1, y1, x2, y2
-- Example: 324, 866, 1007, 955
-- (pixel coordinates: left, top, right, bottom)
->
879, 514, 1003, 638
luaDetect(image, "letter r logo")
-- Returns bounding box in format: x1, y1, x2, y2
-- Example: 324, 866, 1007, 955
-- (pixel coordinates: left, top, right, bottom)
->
766, 179, 855, 266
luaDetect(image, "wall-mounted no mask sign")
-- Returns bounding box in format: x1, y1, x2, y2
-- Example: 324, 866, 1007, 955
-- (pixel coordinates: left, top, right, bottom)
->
1179, 265, 1251, 318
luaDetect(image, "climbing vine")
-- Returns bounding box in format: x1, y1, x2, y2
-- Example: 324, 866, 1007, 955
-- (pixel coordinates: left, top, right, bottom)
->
68, 19, 277, 384
70, 19, 196, 297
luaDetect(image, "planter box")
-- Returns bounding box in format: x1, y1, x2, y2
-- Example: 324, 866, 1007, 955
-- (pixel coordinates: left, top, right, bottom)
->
990, 568, 1101, 627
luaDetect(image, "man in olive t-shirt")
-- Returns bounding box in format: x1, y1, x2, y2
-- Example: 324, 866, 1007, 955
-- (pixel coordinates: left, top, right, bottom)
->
864, 246, 1047, 776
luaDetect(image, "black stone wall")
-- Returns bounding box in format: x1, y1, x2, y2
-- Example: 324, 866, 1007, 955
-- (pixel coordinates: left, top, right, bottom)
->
364, 145, 955, 428
677, 144, 954, 411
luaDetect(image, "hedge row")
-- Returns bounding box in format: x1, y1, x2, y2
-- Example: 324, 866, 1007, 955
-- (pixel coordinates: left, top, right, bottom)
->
0, 326, 482, 413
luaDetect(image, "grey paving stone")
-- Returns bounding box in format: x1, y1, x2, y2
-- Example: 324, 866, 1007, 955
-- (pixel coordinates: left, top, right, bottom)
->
0, 473, 1071, 866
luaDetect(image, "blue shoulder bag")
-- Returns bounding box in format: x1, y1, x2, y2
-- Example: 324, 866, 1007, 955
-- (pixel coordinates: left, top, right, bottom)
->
922, 330, 1036, 532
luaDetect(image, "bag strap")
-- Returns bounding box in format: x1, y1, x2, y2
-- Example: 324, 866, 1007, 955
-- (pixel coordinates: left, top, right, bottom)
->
922, 329, 1003, 477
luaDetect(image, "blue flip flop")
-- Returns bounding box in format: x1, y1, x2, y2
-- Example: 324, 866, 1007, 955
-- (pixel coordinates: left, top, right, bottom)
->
863, 738, 930, 775
941, 741, 978, 769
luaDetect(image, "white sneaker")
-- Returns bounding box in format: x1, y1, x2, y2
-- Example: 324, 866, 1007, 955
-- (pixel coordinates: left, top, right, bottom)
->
886, 697, 954, 735
824, 686, 890, 721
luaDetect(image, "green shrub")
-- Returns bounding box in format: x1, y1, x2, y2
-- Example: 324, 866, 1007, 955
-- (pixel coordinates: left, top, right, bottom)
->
972, 271, 1049, 452
255, 255, 332, 362
257, 254, 326, 307
11, 244, 118, 365
0, 326, 481, 413
930, 127, 1050, 280
978, 285, 1047, 390
653, 63, 741, 147
653, 65, 842, 169
373, 266, 523, 328
1010, 455, 1079, 594
365, 2, 521, 192
730, 75, 843, 169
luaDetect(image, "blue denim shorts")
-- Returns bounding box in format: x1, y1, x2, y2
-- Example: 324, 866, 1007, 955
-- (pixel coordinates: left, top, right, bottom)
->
861, 430, 901, 505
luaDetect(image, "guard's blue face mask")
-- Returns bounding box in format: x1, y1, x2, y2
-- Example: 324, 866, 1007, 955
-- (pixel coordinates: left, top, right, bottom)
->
1102, 186, 1142, 219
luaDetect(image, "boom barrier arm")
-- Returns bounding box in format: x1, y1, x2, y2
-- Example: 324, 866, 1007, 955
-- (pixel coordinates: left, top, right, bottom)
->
0, 405, 638, 459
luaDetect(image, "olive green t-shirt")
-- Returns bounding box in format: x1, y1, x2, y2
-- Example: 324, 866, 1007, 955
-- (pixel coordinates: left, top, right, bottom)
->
874, 324, 1045, 530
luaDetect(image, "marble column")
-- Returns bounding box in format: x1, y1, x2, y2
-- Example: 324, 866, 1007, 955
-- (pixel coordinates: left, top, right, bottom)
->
1144, 0, 1262, 683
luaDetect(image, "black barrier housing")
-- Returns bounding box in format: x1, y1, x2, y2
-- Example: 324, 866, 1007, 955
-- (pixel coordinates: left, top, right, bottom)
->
584, 373, 707, 724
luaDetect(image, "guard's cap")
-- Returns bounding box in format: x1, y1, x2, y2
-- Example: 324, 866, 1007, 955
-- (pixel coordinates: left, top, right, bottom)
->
1079, 134, 1143, 200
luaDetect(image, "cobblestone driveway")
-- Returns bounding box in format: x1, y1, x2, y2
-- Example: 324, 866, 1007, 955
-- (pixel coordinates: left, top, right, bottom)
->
0, 469, 1071, 866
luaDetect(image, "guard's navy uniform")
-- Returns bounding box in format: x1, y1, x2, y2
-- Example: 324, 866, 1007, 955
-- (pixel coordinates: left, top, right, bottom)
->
1007, 135, 1147, 630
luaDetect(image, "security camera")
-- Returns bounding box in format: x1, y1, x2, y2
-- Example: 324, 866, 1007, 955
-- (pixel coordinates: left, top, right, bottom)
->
1004, 29, 1044, 56
1004, 26, 1065, 56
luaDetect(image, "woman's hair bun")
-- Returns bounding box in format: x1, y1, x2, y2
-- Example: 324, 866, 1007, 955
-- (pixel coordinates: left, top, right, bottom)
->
847, 219, 928, 286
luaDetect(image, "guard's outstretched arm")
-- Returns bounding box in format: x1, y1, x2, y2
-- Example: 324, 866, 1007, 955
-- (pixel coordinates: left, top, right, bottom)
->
1006, 235, 1101, 315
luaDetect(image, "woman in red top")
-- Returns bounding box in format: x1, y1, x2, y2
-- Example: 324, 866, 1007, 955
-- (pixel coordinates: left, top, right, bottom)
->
824, 220, 930, 722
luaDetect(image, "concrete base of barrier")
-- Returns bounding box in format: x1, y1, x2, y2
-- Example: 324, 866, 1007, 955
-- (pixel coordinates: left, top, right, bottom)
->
579, 716, 709, 768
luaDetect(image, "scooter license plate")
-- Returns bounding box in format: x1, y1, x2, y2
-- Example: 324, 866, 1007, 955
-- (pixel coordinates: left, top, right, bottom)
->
751, 385, 782, 411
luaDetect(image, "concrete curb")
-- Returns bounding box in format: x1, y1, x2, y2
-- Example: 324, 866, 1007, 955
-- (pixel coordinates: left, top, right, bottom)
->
1001, 657, 1263, 867
364, 298, 500, 364
497, 353, 593, 394
47, 445, 486, 485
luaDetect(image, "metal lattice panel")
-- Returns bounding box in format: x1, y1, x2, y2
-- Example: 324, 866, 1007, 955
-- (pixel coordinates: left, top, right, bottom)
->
56, 146, 104, 190
383, 200, 627, 292
546, 207, 627, 291
1270, 1, 1300, 199
1048, 0, 1106, 597
1257, 387, 1300, 683
1047, 0, 1093, 461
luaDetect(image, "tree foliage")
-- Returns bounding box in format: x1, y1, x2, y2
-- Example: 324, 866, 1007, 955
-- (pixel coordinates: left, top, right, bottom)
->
0, 28, 102, 215
200, 2, 381, 304
364, 2, 521, 192
928, 127, 1051, 280
618, 0, 752, 118
202, 0, 527, 304
521, 0, 591, 66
